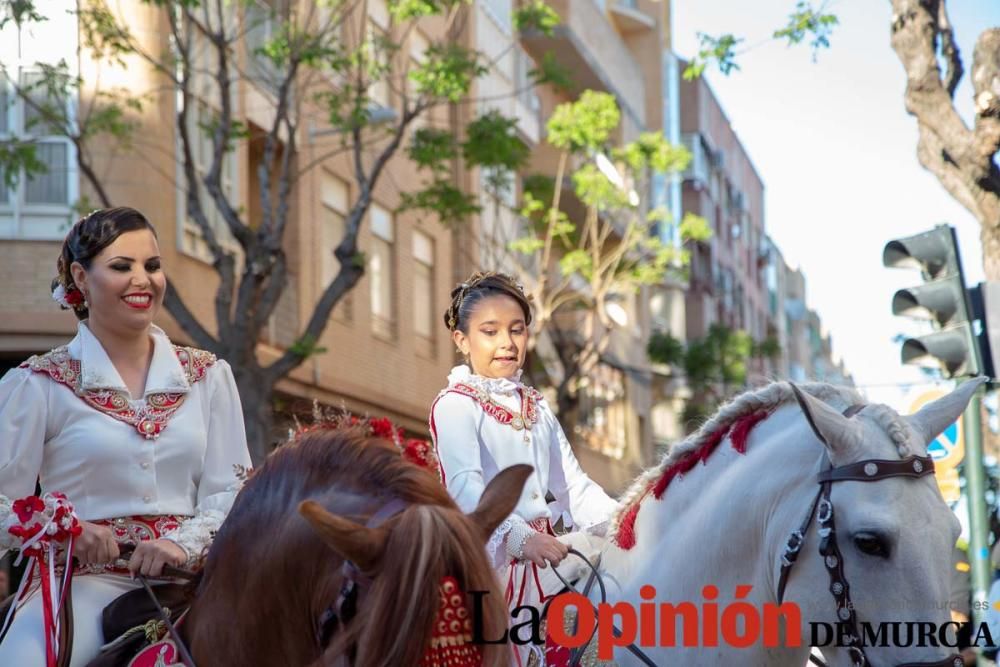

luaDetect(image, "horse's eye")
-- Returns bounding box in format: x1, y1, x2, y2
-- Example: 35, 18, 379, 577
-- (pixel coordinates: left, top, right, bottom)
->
853, 532, 890, 558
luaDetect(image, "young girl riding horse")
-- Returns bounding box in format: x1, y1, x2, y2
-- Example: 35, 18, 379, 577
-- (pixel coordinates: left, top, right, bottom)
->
430, 271, 619, 665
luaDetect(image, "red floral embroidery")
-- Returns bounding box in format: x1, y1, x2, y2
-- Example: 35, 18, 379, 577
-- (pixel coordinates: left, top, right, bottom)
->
22, 346, 216, 439
445, 383, 540, 432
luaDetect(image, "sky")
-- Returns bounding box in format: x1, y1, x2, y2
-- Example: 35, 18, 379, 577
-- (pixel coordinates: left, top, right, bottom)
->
671, 0, 1000, 410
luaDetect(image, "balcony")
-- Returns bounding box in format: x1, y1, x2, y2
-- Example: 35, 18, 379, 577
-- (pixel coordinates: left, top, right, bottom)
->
609, 1, 656, 34
520, 0, 645, 133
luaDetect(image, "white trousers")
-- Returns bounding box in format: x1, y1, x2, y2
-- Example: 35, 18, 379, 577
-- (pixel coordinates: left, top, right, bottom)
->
504, 531, 606, 667
0, 574, 139, 667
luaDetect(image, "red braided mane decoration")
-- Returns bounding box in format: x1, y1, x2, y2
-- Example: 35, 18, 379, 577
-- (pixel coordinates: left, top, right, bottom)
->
614, 409, 771, 550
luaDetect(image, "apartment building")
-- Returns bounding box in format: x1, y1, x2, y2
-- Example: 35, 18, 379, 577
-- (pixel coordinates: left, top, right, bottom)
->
0, 1, 461, 438
0, 0, 704, 487
679, 64, 769, 349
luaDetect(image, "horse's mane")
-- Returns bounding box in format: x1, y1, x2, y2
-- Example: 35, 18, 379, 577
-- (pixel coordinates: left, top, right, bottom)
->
190, 428, 508, 667
610, 381, 916, 548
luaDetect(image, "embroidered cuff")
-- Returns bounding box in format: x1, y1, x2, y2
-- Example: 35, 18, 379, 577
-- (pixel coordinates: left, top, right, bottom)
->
161, 509, 225, 566
503, 517, 535, 561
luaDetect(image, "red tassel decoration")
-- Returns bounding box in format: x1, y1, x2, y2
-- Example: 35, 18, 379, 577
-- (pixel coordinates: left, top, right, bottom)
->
730, 410, 770, 454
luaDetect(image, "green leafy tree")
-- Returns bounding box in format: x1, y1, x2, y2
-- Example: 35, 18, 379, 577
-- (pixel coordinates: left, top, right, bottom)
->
649, 324, 781, 429
0, 0, 547, 462
465, 90, 711, 422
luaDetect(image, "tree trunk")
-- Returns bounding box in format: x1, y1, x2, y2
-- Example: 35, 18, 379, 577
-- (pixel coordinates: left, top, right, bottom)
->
889, 2, 1000, 275
982, 210, 1000, 281
231, 363, 276, 464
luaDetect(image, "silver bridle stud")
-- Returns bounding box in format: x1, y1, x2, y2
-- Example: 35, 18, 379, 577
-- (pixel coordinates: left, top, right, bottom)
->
863, 462, 878, 476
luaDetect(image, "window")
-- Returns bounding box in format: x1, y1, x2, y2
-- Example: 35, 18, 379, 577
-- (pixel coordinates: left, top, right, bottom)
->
0, 5, 80, 239
369, 203, 395, 339
177, 29, 241, 262
320, 171, 352, 321
412, 230, 435, 356
244, 0, 280, 87
482, 0, 513, 33
577, 363, 627, 459
367, 0, 391, 109
408, 31, 429, 128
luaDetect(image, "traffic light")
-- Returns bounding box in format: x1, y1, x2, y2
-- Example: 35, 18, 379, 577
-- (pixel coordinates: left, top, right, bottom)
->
883, 225, 982, 378
970, 281, 1000, 380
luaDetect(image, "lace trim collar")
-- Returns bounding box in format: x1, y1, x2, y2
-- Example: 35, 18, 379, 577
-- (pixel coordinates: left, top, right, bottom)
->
446, 364, 524, 396
22, 339, 216, 439
70, 322, 191, 396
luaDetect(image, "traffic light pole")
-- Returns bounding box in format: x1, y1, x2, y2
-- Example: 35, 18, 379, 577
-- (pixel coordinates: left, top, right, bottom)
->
964, 383, 990, 626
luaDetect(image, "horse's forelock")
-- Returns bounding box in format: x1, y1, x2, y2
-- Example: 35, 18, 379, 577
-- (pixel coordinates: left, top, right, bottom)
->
332, 502, 508, 667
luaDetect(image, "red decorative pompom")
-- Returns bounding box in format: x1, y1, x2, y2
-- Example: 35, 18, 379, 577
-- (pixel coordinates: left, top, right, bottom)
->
13, 496, 45, 523
614, 500, 642, 550
369, 417, 395, 440
7, 493, 81, 558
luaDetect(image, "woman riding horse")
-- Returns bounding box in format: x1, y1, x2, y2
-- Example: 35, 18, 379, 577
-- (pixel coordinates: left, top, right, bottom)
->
0, 208, 251, 666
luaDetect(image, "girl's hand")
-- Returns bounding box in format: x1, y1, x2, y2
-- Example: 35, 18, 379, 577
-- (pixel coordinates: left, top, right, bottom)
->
521, 533, 569, 569
73, 520, 120, 566
128, 539, 187, 577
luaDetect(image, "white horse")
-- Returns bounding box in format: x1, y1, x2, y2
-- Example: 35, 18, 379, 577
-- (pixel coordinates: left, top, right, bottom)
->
572, 379, 980, 667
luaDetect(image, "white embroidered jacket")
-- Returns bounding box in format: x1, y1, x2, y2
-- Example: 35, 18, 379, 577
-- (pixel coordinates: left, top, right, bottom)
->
431, 365, 618, 567
0, 322, 251, 564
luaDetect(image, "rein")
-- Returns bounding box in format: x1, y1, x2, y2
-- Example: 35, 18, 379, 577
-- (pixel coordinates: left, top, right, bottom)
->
115, 543, 198, 667
544, 548, 657, 667
123, 499, 411, 667
778, 402, 963, 667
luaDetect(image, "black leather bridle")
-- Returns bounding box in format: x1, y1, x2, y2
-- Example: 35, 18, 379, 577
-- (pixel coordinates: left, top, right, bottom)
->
778, 402, 964, 667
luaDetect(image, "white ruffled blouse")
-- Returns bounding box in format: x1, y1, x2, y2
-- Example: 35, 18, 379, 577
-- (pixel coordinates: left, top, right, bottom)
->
0, 322, 251, 563
431, 365, 617, 567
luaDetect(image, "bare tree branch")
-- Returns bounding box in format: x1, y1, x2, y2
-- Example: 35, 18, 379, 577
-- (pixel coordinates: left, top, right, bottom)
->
890, 0, 1000, 277
264, 106, 419, 383
936, 0, 963, 98
971, 28, 1000, 177
164, 282, 219, 350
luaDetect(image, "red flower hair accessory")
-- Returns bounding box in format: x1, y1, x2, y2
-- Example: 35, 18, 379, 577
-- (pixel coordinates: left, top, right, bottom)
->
52, 284, 85, 311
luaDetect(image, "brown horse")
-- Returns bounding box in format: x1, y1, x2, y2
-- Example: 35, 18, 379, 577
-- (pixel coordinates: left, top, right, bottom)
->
182, 428, 528, 667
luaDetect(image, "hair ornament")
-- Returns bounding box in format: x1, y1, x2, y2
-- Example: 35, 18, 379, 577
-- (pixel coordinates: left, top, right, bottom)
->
52, 282, 85, 310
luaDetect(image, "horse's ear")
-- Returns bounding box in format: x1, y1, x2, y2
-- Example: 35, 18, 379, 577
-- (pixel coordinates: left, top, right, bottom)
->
789, 383, 862, 455
906, 377, 986, 446
299, 500, 388, 572
468, 464, 533, 539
